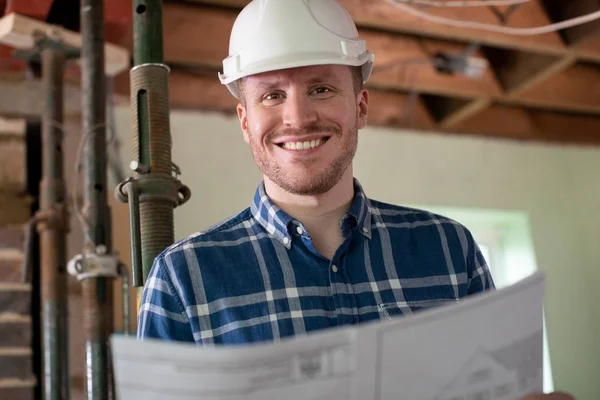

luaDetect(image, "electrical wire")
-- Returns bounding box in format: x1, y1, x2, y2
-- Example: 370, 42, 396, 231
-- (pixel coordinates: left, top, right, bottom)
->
73, 122, 116, 249
392, 0, 530, 7
387, 0, 600, 35
46, 119, 116, 249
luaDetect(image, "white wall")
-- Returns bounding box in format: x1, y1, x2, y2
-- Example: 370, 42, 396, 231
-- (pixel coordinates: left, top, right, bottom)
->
113, 106, 600, 399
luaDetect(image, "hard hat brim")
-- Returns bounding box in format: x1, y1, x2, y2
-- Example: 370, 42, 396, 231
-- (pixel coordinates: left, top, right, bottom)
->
219, 51, 375, 99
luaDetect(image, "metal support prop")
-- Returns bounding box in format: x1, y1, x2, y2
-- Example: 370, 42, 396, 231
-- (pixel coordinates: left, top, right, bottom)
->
79, 0, 115, 398
38, 47, 70, 400
116, 0, 191, 298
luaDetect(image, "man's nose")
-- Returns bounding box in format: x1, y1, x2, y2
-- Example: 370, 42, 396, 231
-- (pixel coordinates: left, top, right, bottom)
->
282, 92, 318, 129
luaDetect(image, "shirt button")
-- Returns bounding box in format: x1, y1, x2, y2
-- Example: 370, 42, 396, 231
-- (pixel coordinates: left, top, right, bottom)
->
362, 227, 369, 233
296, 226, 303, 235
283, 237, 290, 245
332, 265, 338, 272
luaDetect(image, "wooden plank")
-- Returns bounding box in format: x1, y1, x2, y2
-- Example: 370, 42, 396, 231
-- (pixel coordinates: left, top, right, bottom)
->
185, 0, 568, 55
0, 13, 129, 76
0, 377, 36, 388
512, 62, 600, 113
572, 35, 600, 61
0, 249, 23, 262
367, 31, 503, 98
0, 118, 26, 137
528, 108, 600, 144
505, 55, 576, 97
162, 3, 231, 67
483, 46, 574, 94
0, 377, 35, 400
0, 315, 31, 348
541, 0, 600, 47
452, 104, 600, 146
439, 98, 492, 129
364, 90, 435, 129
450, 104, 544, 140
420, 95, 470, 123
0, 284, 30, 315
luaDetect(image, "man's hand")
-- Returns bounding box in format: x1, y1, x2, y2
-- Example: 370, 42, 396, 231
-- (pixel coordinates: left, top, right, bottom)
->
521, 392, 575, 400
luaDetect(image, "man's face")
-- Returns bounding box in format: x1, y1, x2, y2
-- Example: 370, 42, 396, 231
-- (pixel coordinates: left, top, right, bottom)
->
236, 65, 369, 196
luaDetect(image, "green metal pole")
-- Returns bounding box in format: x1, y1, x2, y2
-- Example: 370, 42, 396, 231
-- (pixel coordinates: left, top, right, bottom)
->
116, 0, 190, 310
131, 0, 178, 287
133, 0, 164, 64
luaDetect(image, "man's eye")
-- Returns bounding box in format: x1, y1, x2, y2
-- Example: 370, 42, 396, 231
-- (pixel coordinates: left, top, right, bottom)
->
312, 87, 331, 95
263, 93, 282, 101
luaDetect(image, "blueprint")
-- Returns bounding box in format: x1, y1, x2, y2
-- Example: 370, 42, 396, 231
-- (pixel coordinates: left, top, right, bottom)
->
354, 271, 545, 400
111, 327, 356, 400
111, 271, 545, 400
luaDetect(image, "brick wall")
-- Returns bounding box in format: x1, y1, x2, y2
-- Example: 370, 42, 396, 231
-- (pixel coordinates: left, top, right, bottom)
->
0, 118, 35, 399
0, 226, 35, 400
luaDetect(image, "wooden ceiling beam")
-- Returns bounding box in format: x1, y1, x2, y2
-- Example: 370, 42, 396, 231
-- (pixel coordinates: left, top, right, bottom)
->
161, 2, 503, 99
482, 47, 575, 96
110, 68, 600, 146
437, 98, 492, 129
510, 61, 600, 114
183, 0, 568, 55
541, 0, 600, 47
106, 0, 600, 146
157, 2, 600, 118
450, 104, 600, 146
362, 31, 503, 98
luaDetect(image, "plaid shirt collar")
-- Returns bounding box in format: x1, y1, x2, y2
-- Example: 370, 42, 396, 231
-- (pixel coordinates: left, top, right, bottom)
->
250, 178, 373, 249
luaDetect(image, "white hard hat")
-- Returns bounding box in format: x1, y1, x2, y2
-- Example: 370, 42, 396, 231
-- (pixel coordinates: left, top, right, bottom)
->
218, 0, 375, 98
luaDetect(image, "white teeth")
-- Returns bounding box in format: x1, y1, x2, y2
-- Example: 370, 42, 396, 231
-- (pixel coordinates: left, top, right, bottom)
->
281, 138, 326, 151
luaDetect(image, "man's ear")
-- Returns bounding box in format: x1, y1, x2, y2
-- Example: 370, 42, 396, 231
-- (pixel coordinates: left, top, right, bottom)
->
357, 88, 369, 129
237, 102, 250, 144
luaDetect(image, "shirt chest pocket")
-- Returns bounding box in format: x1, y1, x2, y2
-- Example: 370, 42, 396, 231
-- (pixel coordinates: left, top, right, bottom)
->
378, 298, 458, 320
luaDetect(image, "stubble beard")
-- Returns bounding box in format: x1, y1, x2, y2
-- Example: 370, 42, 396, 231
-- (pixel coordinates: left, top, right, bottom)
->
248, 119, 358, 196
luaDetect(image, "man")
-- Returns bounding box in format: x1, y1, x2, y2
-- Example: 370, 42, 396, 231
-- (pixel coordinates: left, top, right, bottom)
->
137, 1, 572, 399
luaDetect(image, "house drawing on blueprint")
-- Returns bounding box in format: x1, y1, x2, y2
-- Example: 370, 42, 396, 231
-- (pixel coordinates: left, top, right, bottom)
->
434, 330, 543, 400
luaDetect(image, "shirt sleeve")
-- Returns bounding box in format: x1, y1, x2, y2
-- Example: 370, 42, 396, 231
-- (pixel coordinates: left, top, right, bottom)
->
136, 255, 195, 342
467, 236, 496, 295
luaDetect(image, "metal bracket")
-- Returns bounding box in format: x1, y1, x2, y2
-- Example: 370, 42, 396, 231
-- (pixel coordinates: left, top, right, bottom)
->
67, 245, 121, 281
113, 161, 191, 286
13, 33, 81, 62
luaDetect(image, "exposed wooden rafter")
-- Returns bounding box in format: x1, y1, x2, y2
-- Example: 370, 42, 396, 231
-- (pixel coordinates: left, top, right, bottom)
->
110, 0, 600, 146
2, 0, 600, 146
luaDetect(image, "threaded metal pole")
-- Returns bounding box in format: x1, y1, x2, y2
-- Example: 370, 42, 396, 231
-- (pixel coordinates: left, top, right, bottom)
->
132, 0, 175, 285
39, 47, 69, 400
80, 0, 114, 399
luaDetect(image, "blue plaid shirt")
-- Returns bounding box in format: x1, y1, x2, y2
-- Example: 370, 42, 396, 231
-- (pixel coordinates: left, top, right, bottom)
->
137, 179, 495, 345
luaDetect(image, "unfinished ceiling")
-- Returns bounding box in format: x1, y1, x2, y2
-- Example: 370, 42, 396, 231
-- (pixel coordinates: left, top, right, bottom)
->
1, 0, 600, 146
